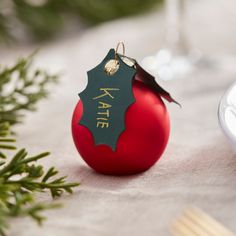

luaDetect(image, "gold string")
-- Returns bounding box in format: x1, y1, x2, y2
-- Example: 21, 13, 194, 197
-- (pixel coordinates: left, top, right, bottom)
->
115, 41, 125, 60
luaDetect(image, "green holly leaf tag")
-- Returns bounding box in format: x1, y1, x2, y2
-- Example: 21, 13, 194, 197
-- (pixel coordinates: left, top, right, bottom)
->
79, 49, 136, 151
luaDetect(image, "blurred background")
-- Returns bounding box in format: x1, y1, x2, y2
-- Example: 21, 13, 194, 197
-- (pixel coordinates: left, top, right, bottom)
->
0, 0, 163, 43
0, 0, 236, 52
1, 0, 236, 77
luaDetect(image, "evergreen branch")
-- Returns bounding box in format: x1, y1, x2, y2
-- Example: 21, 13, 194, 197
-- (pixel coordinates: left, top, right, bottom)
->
0, 141, 79, 235
0, 54, 80, 235
0, 55, 58, 125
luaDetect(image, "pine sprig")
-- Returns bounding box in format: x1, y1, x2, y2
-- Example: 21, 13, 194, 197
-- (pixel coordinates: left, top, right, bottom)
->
0, 147, 79, 220
0, 129, 80, 236
3, 149, 79, 197
0, 53, 58, 125
0, 55, 80, 235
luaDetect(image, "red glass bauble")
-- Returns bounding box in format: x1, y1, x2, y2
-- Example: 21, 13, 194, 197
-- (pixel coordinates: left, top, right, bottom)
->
72, 80, 170, 175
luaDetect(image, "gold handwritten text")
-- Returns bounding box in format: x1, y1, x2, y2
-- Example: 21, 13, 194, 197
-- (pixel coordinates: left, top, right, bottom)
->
93, 88, 119, 128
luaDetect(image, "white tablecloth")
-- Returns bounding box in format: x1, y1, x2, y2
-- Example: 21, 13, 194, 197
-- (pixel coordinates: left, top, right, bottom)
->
2, 1, 236, 235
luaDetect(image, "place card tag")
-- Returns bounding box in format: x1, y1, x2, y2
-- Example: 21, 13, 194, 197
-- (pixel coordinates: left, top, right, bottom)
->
79, 49, 136, 150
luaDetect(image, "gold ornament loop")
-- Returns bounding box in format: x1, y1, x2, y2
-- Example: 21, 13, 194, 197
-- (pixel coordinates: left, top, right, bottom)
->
115, 41, 125, 60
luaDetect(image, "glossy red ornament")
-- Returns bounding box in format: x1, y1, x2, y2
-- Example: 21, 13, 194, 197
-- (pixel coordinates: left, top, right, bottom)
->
72, 79, 170, 175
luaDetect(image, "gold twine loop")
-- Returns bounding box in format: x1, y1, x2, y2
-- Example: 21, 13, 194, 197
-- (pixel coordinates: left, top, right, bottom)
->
115, 41, 125, 60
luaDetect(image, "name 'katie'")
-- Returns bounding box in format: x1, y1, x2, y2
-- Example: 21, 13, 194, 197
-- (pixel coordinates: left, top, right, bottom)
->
93, 88, 120, 128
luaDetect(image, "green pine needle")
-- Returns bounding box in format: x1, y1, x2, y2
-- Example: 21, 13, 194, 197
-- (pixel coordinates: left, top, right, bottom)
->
0, 55, 80, 235
0, 53, 58, 125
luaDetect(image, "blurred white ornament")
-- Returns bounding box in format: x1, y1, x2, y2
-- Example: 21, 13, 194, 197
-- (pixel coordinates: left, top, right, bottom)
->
218, 82, 236, 151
